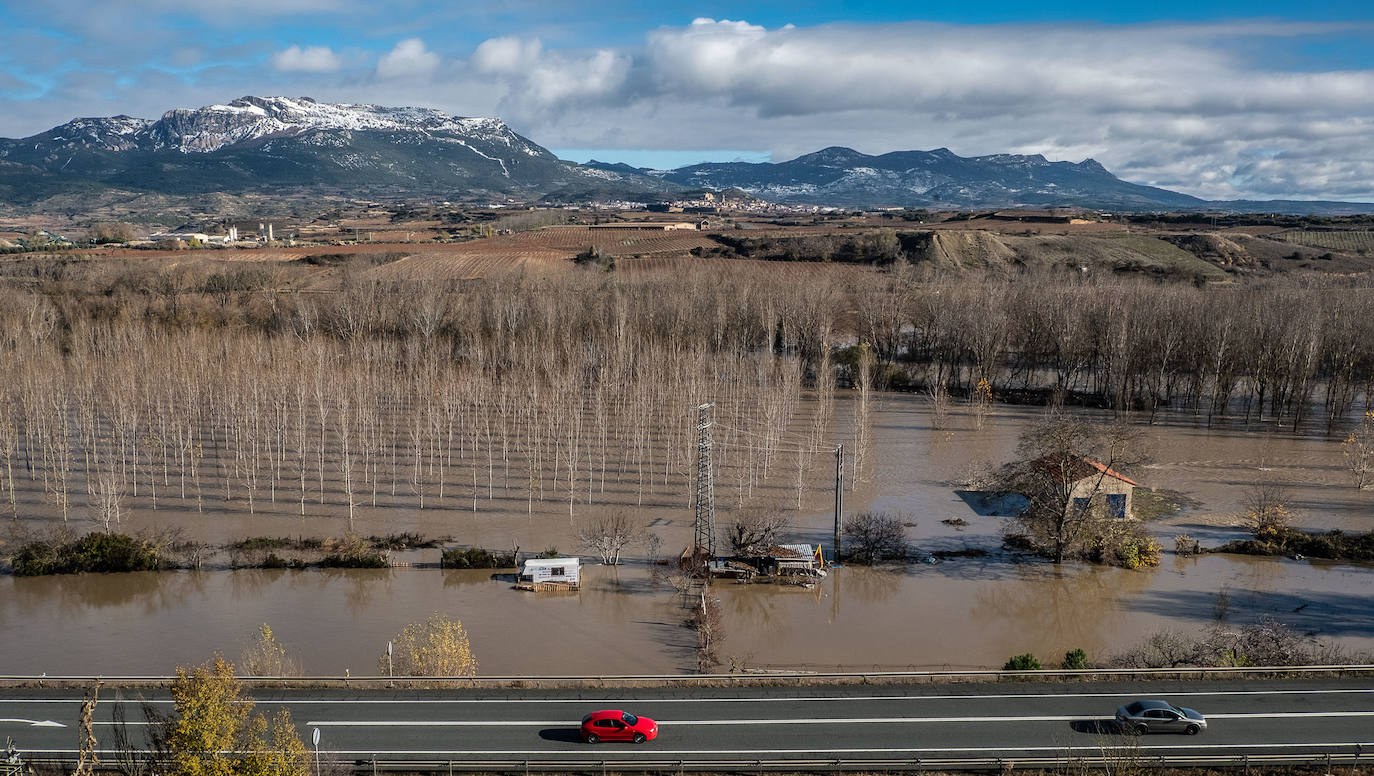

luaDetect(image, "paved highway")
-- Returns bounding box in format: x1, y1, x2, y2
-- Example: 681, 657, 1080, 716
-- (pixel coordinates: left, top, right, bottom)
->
4, 679, 1373, 767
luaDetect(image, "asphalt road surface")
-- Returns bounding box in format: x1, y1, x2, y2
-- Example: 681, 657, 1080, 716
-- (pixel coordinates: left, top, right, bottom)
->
4, 679, 1373, 766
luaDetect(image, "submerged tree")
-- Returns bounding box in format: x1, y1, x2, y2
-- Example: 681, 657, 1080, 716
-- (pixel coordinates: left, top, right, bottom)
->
1342, 410, 1374, 490
841, 510, 910, 564
1000, 414, 1147, 564
576, 510, 643, 565
241, 624, 301, 677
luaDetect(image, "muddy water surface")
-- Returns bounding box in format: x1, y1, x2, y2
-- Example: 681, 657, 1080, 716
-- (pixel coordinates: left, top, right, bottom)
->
3, 396, 1373, 675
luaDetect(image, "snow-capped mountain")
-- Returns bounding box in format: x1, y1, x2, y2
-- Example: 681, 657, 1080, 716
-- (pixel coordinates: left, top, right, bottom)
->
5, 97, 1365, 213
0, 96, 671, 203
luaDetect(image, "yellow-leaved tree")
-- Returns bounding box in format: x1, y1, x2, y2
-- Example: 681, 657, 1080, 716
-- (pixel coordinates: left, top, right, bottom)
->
241, 624, 302, 677
165, 657, 309, 776
381, 613, 478, 677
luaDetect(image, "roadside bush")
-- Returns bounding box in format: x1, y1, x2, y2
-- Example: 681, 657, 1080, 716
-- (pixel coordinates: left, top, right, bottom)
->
1003, 653, 1042, 670
440, 546, 517, 569
1108, 618, 1367, 668
381, 613, 478, 677
1061, 648, 1088, 670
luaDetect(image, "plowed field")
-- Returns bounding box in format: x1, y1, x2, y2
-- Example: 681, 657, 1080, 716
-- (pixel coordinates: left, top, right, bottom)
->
81, 228, 875, 280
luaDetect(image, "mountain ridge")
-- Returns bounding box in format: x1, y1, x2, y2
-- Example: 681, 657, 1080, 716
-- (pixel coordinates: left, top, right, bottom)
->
647, 145, 1206, 210
3, 97, 1373, 214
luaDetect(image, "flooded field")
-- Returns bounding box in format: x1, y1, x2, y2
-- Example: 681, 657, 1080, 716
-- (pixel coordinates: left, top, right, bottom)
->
3, 552, 1371, 675
3, 395, 1373, 675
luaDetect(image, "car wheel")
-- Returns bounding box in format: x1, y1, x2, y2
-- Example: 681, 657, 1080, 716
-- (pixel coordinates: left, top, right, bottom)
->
633, 733, 647, 744
1185, 724, 1200, 735
586, 734, 600, 745
1133, 723, 1148, 736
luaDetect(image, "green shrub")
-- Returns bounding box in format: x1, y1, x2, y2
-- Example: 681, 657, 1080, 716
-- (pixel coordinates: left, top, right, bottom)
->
440, 546, 517, 569
1211, 527, 1374, 562
228, 536, 324, 553
10, 532, 162, 576
259, 553, 311, 569
319, 535, 388, 568
1003, 653, 1042, 671
1061, 648, 1088, 670
369, 532, 437, 549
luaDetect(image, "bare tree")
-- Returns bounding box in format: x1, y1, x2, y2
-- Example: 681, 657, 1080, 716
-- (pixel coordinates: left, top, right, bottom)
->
724, 507, 789, 556
87, 467, 124, 532
841, 511, 910, 564
1241, 480, 1294, 543
1342, 410, 1374, 490
576, 510, 643, 565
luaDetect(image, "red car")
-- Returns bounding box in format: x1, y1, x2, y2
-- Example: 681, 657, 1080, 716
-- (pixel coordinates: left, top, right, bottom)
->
580, 710, 659, 744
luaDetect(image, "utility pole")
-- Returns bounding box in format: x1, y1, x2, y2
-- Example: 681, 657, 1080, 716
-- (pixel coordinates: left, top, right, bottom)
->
693, 403, 717, 561
833, 444, 843, 564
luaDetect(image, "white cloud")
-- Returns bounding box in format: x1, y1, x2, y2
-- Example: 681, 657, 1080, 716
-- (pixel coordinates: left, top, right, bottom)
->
471, 36, 543, 74
4, 13, 1374, 201
376, 38, 439, 79
466, 35, 630, 111
271, 45, 343, 73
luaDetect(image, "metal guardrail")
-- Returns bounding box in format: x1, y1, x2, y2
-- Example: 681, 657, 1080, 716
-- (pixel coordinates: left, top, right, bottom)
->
2, 664, 1374, 687
13, 750, 1370, 773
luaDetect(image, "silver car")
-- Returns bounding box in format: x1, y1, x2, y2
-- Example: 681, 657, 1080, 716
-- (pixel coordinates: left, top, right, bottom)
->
1115, 699, 1207, 735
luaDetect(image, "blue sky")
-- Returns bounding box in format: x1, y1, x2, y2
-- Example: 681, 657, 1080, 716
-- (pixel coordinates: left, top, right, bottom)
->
2, 1, 1374, 200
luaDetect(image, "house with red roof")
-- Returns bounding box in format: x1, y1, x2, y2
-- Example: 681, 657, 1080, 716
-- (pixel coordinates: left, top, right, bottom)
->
1037, 456, 1140, 520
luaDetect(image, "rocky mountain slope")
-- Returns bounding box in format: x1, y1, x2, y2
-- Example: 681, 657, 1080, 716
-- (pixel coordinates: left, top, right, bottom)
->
649, 146, 1205, 210
0, 96, 671, 204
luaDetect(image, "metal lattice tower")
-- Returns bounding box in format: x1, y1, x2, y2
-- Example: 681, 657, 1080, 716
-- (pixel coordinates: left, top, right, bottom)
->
693, 402, 717, 558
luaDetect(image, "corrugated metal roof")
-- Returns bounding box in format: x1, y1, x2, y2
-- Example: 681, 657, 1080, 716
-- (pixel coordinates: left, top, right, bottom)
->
522, 557, 581, 568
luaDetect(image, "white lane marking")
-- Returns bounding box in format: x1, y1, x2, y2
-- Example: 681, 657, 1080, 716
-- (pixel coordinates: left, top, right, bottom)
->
0, 718, 65, 727
18, 742, 1374, 756
298, 711, 1374, 727
8, 688, 1374, 705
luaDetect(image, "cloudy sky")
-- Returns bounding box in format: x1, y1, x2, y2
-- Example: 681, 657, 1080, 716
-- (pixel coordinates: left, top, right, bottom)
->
2, 0, 1372, 201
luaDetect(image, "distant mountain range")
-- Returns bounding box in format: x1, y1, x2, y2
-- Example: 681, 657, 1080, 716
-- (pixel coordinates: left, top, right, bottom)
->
2, 96, 1372, 214
638, 146, 1203, 211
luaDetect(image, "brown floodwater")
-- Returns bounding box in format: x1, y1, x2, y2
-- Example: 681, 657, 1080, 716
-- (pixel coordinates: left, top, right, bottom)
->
3, 396, 1373, 675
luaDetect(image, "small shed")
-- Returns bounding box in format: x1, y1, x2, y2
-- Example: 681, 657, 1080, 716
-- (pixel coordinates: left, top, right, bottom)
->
768, 544, 826, 576
516, 557, 581, 591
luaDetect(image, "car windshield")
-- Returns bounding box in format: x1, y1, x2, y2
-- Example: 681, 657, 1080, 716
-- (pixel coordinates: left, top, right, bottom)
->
621, 713, 638, 726
1125, 702, 1144, 714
